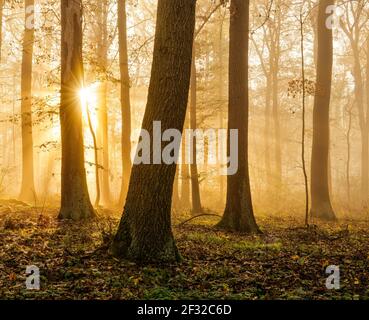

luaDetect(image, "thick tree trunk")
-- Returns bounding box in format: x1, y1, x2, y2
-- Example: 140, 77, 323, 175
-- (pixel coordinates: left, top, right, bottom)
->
190, 48, 202, 214
309, 0, 336, 221
217, 0, 260, 234
59, 0, 95, 220
117, 0, 132, 208
19, 0, 37, 204
111, 0, 196, 263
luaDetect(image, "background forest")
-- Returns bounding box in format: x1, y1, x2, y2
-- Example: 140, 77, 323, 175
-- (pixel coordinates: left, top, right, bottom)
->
0, 0, 369, 300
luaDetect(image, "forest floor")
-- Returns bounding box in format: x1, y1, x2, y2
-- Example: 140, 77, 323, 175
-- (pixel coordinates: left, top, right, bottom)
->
0, 199, 369, 300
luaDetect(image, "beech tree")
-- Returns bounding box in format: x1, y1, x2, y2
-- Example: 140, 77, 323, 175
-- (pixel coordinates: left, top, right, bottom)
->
309, 0, 336, 221
96, 0, 111, 206
0, 0, 3, 63
216, 0, 260, 233
189, 48, 203, 214
59, 0, 95, 220
117, 0, 132, 207
19, 0, 37, 203
111, 0, 196, 262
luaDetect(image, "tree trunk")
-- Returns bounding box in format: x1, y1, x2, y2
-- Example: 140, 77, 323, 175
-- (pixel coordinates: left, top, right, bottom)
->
19, 0, 37, 204
217, 0, 260, 233
309, 0, 336, 221
59, 0, 95, 220
111, 0, 196, 263
117, 0, 132, 208
365, 39, 369, 209
271, 53, 282, 189
180, 121, 191, 209
340, 3, 368, 211
217, 9, 225, 206
97, 0, 111, 206
346, 104, 352, 207
172, 165, 180, 210
190, 48, 202, 214
264, 75, 272, 185
86, 107, 100, 207
0, 0, 3, 63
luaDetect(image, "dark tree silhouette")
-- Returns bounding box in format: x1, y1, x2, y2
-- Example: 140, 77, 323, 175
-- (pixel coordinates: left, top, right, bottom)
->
310, 0, 336, 221
111, 0, 196, 262
217, 0, 260, 233
59, 0, 95, 220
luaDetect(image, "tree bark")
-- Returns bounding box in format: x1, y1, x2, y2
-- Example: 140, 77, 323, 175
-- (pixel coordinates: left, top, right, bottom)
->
264, 75, 272, 185
217, 0, 260, 233
217, 10, 225, 203
180, 130, 191, 209
363, 38, 369, 210
86, 107, 100, 207
117, 0, 132, 208
0, 0, 3, 63
190, 48, 203, 214
59, 0, 95, 220
309, 0, 336, 221
97, 0, 111, 206
271, 29, 282, 189
172, 165, 180, 210
111, 0, 196, 263
19, 0, 37, 204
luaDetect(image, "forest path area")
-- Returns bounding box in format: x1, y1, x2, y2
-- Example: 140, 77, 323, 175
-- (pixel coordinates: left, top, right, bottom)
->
0, 202, 368, 300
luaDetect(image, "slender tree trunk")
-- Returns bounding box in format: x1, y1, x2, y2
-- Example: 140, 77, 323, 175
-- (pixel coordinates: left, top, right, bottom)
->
272, 58, 282, 188
217, 10, 225, 205
181, 121, 190, 208
172, 166, 180, 210
190, 48, 202, 214
361, 40, 369, 211
264, 75, 272, 184
365, 39, 369, 209
352, 47, 368, 210
310, 0, 336, 221
271, 4, 282, 190
217, 0, 260, 233
111, 0, 196, 263
59, 0, 95, 220
98, 82, 111, 205
97, 0, 111, 206
300, 15, 309, 226
19, 0, 37, 204
86, 107, 100, 207
117, 0, 132, 208
346, 105, 352, 207
0, 0, 3, 63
